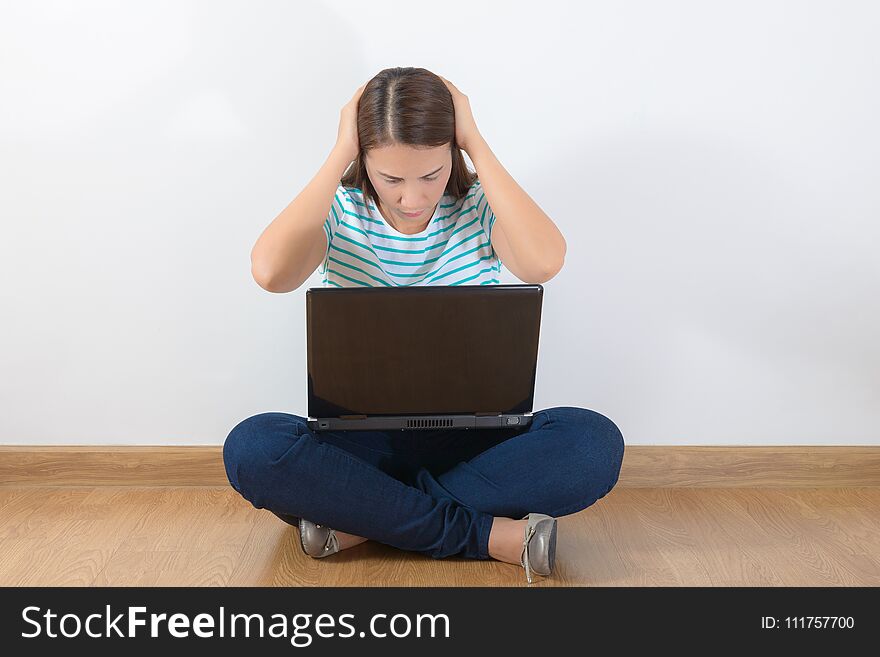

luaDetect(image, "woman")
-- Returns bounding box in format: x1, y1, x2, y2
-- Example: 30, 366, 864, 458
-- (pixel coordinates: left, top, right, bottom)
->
224, 67, 625, 584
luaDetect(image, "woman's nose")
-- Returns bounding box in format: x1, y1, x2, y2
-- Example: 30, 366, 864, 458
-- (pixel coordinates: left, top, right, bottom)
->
400, 190, 427, 207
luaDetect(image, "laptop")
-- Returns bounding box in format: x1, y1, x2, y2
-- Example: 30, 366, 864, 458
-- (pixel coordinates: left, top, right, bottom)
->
306, 284, 543, 431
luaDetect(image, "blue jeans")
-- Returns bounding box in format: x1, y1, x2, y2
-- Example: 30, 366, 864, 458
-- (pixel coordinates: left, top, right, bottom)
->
223, 406, 624, 560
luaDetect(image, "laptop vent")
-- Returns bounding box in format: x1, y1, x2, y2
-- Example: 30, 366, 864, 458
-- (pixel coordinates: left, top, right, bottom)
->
406, 417, 454, 429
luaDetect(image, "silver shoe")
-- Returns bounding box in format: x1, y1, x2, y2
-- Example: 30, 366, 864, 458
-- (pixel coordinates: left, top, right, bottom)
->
298, 518, 340, 558
520, 513, 558, 584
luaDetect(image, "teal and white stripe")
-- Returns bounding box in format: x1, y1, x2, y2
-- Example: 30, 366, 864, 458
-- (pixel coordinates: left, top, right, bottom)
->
320, 181, 502, 287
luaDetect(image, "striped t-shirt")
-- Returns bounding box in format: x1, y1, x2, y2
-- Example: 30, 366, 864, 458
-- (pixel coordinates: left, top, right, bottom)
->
319, 180, 502, 287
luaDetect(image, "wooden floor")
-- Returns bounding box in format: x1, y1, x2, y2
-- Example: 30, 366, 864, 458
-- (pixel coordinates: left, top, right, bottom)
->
1, 486, 878, 586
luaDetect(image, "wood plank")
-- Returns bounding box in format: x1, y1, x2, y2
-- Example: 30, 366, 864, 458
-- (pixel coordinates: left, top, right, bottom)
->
0, 487, 139, 585
619, 446, 880, 487
0, 446, 227, 486
1, 486, 879, 586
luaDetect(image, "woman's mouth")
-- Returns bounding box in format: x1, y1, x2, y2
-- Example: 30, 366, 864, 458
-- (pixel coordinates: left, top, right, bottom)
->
400, 209, 425, 218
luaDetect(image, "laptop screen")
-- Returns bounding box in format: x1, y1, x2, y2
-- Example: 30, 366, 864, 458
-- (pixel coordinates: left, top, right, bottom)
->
306, 285, 543, 417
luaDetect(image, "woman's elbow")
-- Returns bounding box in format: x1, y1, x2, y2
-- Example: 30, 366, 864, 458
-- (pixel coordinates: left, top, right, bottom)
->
519, 259, 563, 284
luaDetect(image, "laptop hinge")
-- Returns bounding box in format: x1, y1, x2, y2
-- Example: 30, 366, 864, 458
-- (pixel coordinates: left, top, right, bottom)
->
474, 412, 502, 416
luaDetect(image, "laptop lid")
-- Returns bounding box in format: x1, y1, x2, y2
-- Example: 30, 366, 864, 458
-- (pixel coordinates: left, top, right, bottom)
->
306, 284, 543, 429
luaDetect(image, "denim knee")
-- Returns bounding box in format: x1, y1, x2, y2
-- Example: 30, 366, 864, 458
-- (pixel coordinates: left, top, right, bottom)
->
592, 409, 625, 494
547, 406, 625, 509
223, 412, 304, 507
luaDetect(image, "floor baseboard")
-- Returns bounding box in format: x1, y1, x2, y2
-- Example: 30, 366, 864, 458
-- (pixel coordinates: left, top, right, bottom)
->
1, 446, 878, 487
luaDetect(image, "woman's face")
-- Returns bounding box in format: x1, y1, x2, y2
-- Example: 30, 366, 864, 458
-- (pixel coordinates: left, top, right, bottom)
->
365, 143, 452, 231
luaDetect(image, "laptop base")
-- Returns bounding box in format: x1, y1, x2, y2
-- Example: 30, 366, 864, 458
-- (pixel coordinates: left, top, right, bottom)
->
307, 413, 533, 432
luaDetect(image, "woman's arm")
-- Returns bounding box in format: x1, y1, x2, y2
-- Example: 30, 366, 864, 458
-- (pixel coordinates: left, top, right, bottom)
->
466, 136, 567, 283
251, 145, 351, 292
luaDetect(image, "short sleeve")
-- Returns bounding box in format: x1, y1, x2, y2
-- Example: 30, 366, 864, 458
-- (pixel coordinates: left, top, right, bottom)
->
473, 182, 501, 266
321, 186, 348, 268
473, 182, 497, 242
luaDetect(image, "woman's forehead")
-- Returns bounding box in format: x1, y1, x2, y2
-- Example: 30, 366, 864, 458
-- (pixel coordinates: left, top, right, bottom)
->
366, 144, 451, 166
367, 143, 450, 172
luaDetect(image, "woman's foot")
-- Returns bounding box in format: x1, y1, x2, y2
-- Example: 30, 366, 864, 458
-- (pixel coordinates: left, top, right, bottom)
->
489, 515, 558, 583
298, 520, 368, 558
487, 517, 529, 565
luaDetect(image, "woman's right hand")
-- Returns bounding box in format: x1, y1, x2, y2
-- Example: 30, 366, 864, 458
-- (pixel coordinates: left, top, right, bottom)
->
336, 82, 367, 163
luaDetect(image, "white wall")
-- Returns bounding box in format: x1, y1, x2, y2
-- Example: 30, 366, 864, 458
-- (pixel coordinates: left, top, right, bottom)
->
1, 0, 877, 445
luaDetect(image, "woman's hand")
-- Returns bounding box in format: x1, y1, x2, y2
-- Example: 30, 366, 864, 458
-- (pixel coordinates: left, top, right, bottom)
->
438, 75, 483, 154
336, 81, 368, 162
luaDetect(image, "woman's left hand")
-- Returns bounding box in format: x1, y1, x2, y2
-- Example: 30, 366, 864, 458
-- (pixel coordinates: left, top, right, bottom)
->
438, 75, 483, 154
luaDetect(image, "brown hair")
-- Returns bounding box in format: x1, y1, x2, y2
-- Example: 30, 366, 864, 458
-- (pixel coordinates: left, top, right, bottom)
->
340, 67, 478, 211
